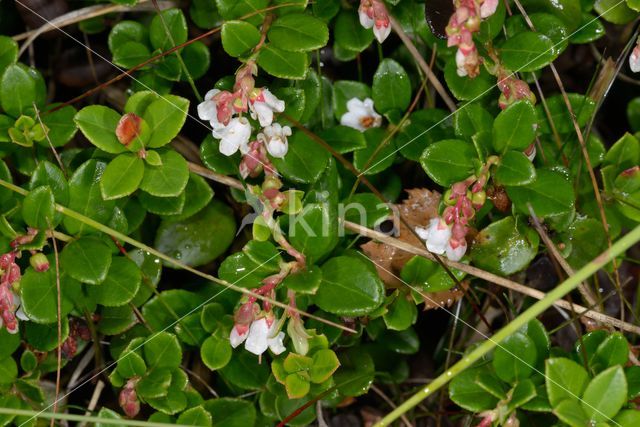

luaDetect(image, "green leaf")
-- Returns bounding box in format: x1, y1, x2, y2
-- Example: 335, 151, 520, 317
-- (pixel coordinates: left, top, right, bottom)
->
545, 357, 590, 406
24, 320, 69, 351
492, 331, 537, 382
500, 31, 557, 72
334, 11, 374, 53
508, 379, 537, 411
272, 132, 330, 183
61, 237, 112, 285
164, 173, 214, 221
282, 266, 322, 294
383, 293, 417, 331
495, 151, 537, 186
74, 106, 126, 154
605, 133, 639, 170
215, 0, 268, 26
317, 126, 366, 154
353, 127, 397, 175
201, 334, 232, 371
285, 373, 310, 399
181, 41, 211, 80
202, 397, 257, 427
453, 103, 493, 138
0, 357, 17, 385
342, 193, 391, 228
470, 216, 539, 275
176, 406, 212, 427
309, 349, 340, 383
268, 13, 329, 52
616, 410, 640, 427
155, 200, 236, 268
0, 328, 20, 359
257, 45, 309, 79
200, 134, 241, 175
0, 36, 18, 75
140, 150, 189, 197
0, 64, 41, 117
554, 399, 590, 427
143, 95, 189, 148
581, 366, 627, 422
316, 256, 384, 316
100, 153, 144, 200
137, 368, 172, 399
287, 203, 338, 263
116, 351, 147, 379
400, 256, 466, 293
86, 257, 141, 307
420, 139, 478, 186
220, 351, 270, 390
97, 305, 136, 335
570, 13, 605, 44
112, 41, 151, 69
221, 21, 261, 57
507, 168, 575, 217
144, 332, 182, 369
334, 346, 375, 397
372, 59, 411, 114
594, 332, 629, 371
492, 101, 537, 152
108, 20, 147, 53
22, 186, 55, 229
149, 8, 188, 51
444, 57, 494, 101
536, 93, 596, 134
20, 268, 72, 324
594, 0, 637, 23
449, 367, 499, 412
41, 105, 78, 147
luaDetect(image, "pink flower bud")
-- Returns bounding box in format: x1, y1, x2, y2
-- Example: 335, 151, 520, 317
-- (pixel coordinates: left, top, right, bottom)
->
116, 113, 142, 147
119, 380, 140, 418
30, 253, 50, 272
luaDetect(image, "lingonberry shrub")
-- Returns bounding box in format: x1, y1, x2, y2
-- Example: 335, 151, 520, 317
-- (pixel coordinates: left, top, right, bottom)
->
0, 0, 639, 426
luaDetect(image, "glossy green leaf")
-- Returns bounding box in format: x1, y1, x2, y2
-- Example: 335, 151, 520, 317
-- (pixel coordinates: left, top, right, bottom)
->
142, 95, 189, 148
155, 200, 236, 267
0, 36, 18, 75
140, 150, 189, 197
201, 334, 232, 371
495, 150, 537, 186
22, 185, 55, 229
74, 106, 125, 154
372, 59, 411, 114
500, 31, 556, 72
221, 21, 261, 57
176, 406, 212, 427
492, 331, 537, 382
545, 357, 590, 406
144, 332, 182, 369
272, 132, 330, 183
581, 366, 627, 422
257, 45, 308, 79
493, 101, 537, 152
268, 13, 329, 52
554, 399, 590, 427
420, 139, 477, 186
507, 168, 575, 217
449, 368, 499, 412
41, 105, 78, 147
316, 256, 384, 316
86, 257, 141, 307
100, 153, 144, 200
353, 127, 397, 175
202, 397, 257, 427
444, 58, 494, 101
61, 237, 112, 285
149, 8, 188, 51
1, 64, 41, 117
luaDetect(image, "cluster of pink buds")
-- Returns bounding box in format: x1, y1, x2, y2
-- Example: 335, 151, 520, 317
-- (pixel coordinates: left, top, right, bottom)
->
119, 378, 141, 418
417, 172, 490, 261
197, 61, 291, 176
0, 252, 25, 334
446, 0, 498, 77
358, 0, 391, 43
60, 318, 91, 359
496, 71, 536, 110
630, 36, 640, 73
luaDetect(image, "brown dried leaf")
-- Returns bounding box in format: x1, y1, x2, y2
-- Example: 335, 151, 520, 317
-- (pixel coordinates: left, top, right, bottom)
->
361, 188, 465, 310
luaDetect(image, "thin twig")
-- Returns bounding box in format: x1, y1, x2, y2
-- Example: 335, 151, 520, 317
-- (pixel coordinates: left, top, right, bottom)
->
78, 380, 105, 427
390, 17, 457, 112
50, 228, 62, 427
371, 385, 413, 427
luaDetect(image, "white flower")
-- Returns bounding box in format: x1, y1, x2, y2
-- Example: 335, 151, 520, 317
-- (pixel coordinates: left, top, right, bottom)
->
259, 123, 291, 159
340, 98, 382, 132
630, 45, 640, 73
456, 50, 468, 77
13, 295, 28, 321
373, 22, 391, 44
213, 117, 252, 156
229, 326, 247, 348
244, 317, 286, 356
416, 218, 452, 255
480, 0, 499, 19
446, 240, 467, 262
197, 89, 220, 123
250, 88, 285, 127
358, 8, 374, 28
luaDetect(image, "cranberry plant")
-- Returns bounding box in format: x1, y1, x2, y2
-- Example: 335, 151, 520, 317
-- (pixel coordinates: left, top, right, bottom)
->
0, 0, 640, 426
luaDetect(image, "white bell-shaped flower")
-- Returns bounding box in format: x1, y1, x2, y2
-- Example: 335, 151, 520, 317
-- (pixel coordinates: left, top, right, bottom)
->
358, 8, 374, 28
416, 218, 452, 255
630, 45, 640, 73
229, 326, 248, 348
244, 317, 286, 356
197, 89, 220, 122
373, 22, 391, 44
250, 88, 285, 127
480, 0, 499, 19
260, 123, 291, 159
340, 98, 382, 132
446, 239, 467, 262
213, 117, 252, 156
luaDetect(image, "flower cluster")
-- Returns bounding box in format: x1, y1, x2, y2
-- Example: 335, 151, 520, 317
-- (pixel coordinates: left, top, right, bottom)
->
358, 0, 391, 44
417, 172, 490, 261
0, 252, 26, 334
446, 0, 498, 77
340, 98, 382, 132
496, 71, 536, 110
630, 36, 640, 73
197, 61, 291, 178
